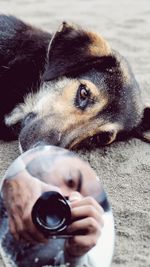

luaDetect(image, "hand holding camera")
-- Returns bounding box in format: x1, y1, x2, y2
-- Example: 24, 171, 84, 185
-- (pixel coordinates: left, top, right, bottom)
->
31, 190, 104, 256
2, 174, 103, 257
1, 145, 106, 257
65, 191, 104, 257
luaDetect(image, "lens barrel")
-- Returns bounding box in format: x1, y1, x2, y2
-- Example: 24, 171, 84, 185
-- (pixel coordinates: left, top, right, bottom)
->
32, 191, 72, 235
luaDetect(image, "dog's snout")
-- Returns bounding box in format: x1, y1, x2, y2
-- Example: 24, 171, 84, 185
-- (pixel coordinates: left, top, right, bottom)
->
19, 116, 62, 152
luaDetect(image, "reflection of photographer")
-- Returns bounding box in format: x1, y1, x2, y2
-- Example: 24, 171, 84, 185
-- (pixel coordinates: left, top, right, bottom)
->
0, 146, 114, 267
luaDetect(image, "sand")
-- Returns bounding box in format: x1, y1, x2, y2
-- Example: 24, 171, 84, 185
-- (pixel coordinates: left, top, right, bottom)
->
0, 0, 150, 266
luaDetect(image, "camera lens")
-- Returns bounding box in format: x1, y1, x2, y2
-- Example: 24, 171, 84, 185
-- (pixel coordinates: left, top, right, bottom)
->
32, 191, 71, 235
41, 208, 62, 228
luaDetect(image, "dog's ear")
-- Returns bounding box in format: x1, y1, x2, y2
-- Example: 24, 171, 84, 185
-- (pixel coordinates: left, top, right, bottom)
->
43, 22, 111, 80
135, 104, 150, 142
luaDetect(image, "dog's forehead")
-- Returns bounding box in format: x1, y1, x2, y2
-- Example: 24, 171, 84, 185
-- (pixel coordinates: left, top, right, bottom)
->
78, 69, 105, 89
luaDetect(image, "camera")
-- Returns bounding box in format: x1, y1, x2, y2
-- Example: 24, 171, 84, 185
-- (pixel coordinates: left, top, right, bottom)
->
32, 191, 84, 237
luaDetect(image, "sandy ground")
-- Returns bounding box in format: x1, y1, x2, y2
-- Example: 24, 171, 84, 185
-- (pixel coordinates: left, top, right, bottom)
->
0, 0, 150, 266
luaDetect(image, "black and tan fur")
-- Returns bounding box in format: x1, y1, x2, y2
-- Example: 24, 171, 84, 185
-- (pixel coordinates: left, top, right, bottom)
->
0, 15, 149, 151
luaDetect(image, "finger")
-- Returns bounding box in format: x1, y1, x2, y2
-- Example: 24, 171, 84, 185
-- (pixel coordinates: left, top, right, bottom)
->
9, 207, 46, 244
16, 220, 47, 244
19, 231, 39, 245
8, 215, 19, 241
67, 217, 102, 235
70, 196, 104, 214
9, 212, 25, 239
9, 214, 34, 245
26, 224, 48, 244
69, 192, 83, 202
22, 206, 48, 243
69, 234, 98, 251
65, 239, 89, 256
71, 205, 104, 224
66, 233, 98, 256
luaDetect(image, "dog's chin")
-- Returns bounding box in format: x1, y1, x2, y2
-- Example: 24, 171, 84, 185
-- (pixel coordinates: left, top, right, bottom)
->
19, 131, 117, 153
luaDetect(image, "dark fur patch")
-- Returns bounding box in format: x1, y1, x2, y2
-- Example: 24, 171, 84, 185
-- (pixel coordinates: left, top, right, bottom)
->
43, 22, 111, 81
0, 15, 51, 140
64, 55, 118, 79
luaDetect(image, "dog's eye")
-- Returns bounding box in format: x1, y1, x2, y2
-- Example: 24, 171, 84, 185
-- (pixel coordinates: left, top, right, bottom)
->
80, 85, 89, 99
75, 84, 90, 110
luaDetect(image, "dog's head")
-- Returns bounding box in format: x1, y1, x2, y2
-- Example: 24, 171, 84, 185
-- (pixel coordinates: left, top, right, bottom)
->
5, 22, 150, 152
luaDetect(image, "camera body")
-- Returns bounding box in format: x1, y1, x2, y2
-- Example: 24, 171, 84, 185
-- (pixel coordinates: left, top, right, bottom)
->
32, 191, 84, 237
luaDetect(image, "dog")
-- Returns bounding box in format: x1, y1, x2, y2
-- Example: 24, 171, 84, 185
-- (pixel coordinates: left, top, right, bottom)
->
0, 14, 149, 152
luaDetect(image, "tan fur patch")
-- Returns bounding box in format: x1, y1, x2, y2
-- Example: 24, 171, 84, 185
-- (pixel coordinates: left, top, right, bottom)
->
87, 32, 111, 57
54, 79, 109, 131
69, 122, 122, 149
54, 22, 111, 57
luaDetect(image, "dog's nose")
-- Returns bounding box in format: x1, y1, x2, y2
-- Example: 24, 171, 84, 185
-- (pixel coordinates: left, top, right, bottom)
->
19, 120, 62, 152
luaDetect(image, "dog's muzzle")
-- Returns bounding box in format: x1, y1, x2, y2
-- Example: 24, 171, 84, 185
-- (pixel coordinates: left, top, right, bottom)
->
19, 118, 62, 152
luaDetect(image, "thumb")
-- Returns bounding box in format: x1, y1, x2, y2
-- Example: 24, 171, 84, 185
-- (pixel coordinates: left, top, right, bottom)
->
69, 191, 83, 202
